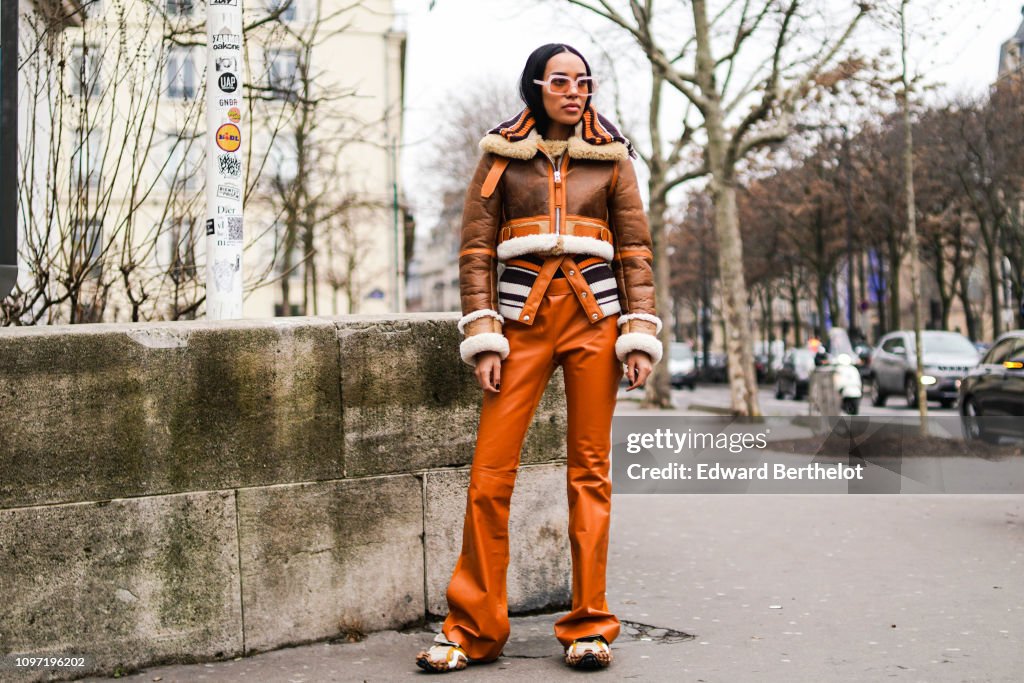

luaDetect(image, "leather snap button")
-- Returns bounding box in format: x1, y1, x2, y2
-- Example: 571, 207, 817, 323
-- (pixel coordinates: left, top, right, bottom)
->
523, 315, 530, 320
569, 270, 575, 276
581, 292, 588, 298
592, 313, 598, 319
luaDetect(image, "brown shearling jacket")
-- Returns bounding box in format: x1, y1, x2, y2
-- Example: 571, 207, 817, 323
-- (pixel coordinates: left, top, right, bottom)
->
456, 124, 663, 367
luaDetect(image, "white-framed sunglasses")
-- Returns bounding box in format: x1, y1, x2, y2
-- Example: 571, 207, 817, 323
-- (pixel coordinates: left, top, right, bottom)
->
533, 75, 598, 96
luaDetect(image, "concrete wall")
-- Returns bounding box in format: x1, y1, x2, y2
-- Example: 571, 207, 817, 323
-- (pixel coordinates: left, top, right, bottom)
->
0, 315, 570, 681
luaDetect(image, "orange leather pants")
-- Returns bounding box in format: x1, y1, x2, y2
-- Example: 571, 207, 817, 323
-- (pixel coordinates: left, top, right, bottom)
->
442, 269, 622, 661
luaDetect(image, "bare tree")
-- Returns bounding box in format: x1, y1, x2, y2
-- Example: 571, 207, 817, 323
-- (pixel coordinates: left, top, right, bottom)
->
7, 1, 218, 324
406, 80, 519, 314
4, 0, 378, 325
415, 79, 521, 258
566, 0, 870, 416
246, 0, 388, 316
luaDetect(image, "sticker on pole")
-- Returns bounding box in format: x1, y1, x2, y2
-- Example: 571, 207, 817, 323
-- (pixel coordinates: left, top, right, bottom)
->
211, 32, 241, 51
217, 72, 238, 93
216, 124, 241, 152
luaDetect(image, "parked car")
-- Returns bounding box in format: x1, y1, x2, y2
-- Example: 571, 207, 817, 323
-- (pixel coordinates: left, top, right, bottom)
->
696, 352, 728, 383
669, 342, 698, 390
867, 330, 980, 409
959, 330, 1024, 443
754, 353, 770, 384
775, 348, 817, 400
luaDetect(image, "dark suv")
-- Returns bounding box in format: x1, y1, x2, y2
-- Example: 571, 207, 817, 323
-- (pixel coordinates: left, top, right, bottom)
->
959, 330, 1024, 442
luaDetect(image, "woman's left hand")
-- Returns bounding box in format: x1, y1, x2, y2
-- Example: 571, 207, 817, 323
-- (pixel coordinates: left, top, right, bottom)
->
624, 351, 653, 391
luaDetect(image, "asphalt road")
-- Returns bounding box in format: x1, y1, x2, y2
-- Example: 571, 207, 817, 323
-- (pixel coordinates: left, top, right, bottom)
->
627, 381, 962, 417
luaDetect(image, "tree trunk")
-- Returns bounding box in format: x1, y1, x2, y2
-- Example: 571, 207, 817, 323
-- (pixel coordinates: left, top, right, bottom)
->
647, 193, 673, 408
957, 267, 977, 341
899, 1, 927, 432
984, 243, 1002, 338
789, 274, 802, 347
886, 230, 902, 330
709, 177, 761, 415
694, 0, 760, 416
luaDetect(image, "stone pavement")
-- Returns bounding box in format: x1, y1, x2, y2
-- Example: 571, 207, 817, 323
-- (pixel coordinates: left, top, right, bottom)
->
81, 493, 1023, 682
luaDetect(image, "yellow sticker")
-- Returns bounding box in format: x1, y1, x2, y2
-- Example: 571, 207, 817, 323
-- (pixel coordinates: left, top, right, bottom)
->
216, 123, 241, 152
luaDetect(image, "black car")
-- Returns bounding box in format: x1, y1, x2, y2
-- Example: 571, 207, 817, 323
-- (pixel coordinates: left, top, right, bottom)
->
696, 352, 728, 383
959, 330, 1024, 443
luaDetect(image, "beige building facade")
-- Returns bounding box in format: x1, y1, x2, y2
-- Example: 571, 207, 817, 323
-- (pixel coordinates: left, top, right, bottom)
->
14, 0, 406, 324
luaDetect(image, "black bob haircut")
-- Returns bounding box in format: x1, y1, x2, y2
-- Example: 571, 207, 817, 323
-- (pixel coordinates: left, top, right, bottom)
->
518, 43, 592, 137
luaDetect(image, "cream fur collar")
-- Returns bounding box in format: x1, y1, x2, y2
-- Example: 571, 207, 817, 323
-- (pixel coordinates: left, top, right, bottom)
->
478, 124, 629, 162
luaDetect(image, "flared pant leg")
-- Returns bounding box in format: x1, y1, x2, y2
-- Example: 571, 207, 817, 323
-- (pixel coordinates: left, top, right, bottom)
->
551, 285, 623, 648
443, 276, 621, 660
441, 295, 559, 661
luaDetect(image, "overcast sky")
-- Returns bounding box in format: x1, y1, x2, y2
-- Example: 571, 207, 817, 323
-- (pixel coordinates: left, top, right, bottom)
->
394, 0, 1024, 234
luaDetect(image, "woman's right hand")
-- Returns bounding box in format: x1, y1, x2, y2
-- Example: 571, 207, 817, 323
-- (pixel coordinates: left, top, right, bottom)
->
474, 352, 502, 393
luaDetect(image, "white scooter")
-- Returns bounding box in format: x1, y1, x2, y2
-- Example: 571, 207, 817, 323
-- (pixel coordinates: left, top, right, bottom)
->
821, 328, 864, 415
812, 351, 863, 415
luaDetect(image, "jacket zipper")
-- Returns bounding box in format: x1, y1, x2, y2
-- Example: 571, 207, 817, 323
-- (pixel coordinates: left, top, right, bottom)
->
551, 153, 564, 235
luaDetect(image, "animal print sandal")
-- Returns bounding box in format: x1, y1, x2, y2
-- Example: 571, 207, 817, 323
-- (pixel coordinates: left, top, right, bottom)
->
564, 634, 612, 670
415, 633, 469, 673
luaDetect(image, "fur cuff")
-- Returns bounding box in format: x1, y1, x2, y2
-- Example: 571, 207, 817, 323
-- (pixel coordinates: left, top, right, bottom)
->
457, 309, 505, 335
617, 313, 663, 334
460, 332, 510, 367
615, 332, 664, 365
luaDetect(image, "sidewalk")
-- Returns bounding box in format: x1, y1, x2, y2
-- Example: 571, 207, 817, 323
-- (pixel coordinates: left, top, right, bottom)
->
81, 493, 1024, 682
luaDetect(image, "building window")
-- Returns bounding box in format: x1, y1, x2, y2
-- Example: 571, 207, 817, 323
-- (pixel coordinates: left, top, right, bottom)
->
271, 236, 304, 281
163, 134, 203, 190
70, 44, 101, 98
161, 216, 198, 284
266, 0, 297, 22
71, 128, 103, 188
267, 132, 298, 183
71, 218, 103, 278
167, 47, 197, 99
165, 0, 194, 15
266, 48, 299, 100
82, 0, 105, 19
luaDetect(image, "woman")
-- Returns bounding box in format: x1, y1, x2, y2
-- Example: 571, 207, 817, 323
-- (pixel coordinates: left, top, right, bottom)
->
416, 43, 662, 673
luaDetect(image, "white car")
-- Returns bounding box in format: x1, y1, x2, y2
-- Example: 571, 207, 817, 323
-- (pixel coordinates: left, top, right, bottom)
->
669, 342, 698, 390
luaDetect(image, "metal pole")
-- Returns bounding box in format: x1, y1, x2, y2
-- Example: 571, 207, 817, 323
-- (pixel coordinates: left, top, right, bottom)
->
204, 0, 245, 319
0, 0, 19, 298
391, 135, 400, 313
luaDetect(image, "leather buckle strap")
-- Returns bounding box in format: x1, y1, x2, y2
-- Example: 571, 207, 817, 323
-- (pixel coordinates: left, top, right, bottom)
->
497, 216, 614, 245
